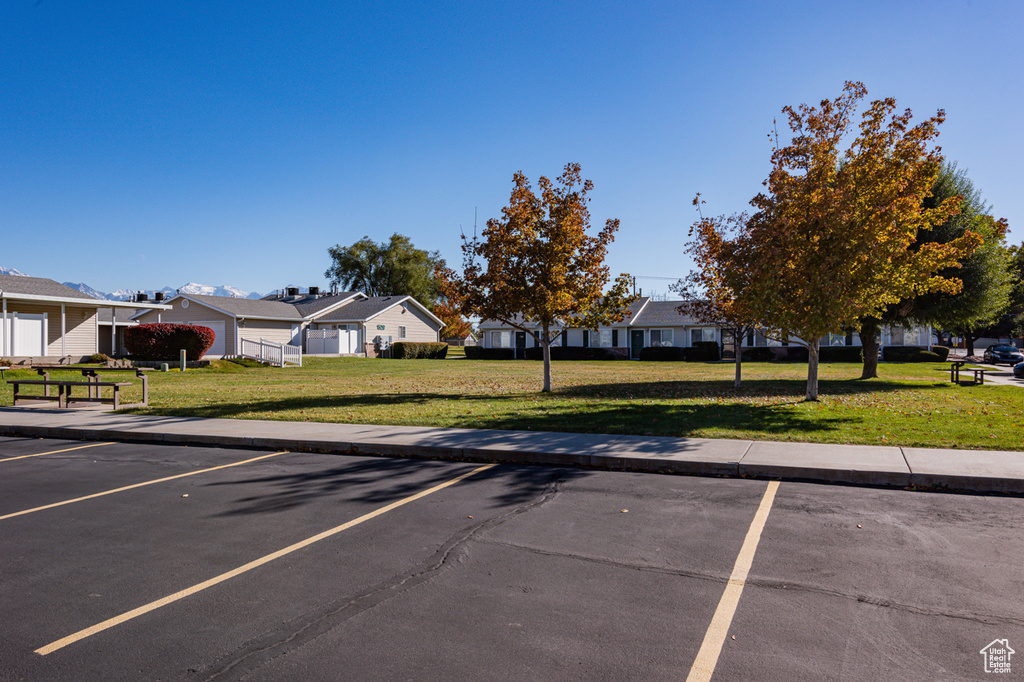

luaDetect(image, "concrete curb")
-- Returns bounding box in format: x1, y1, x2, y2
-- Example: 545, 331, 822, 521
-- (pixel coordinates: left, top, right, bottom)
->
1, 410, 1022, 495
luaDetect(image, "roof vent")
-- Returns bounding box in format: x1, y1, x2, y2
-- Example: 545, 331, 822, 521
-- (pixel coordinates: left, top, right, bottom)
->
137, 292, 149, 302
309, 286, 320, 297
154, 291, 165, 301
286, 287, 300, 297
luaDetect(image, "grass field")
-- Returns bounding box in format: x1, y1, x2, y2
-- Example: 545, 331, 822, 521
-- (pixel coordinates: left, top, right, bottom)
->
2, 358, 1020, 450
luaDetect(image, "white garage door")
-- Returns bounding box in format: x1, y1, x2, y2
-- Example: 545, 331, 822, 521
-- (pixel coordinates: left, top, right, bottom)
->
12, 312, 48, 356
188, 321, 226, 357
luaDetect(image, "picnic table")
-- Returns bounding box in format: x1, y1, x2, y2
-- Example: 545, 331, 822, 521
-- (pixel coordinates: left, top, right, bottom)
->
10, 379, 132, 409
8, 365, 151, 408
948, 360, 986, 385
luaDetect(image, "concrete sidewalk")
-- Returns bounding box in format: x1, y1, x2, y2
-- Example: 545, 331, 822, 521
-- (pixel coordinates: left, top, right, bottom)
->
1, 407, 1022, 494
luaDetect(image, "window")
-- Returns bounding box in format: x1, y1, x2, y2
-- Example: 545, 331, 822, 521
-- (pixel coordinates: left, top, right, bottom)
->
690, 328, 703, 345
491, 331, 511, 348
399, 325, 406, 339
889, 327, 905, 346
650, 329, 673, 347
595, 330, 613, 347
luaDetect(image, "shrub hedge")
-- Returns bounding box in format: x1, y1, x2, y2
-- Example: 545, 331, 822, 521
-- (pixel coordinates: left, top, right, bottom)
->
124, 323, 216, 361
689, 341, 721, 361
639, 346, 685, 361
741, 347, 776, 362
465, 346, 515, 360
524, 346, 618, 361
931, 345, 951, 361
819, 346, 862, 362
773, 346, 808, 362
391, 342, 448, 359
882, 346, 941, 362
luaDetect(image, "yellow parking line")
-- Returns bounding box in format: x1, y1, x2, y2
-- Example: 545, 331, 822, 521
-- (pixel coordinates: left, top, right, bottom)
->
0, 441, 115, 463
686, 480, 780, 682
0, 450, 291, 521
36, 462, 497, 655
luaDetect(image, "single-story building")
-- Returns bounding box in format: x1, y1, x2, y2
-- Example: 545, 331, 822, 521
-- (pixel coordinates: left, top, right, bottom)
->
133, 287, 443, 358
0, 274, 168, 362
479, 296, 933, 359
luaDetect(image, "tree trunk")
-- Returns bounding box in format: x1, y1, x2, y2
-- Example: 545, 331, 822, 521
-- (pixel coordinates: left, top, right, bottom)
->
966, 333, 977, 357
806, 338, 820, 401
859, 319, 880, 379
733, 329, 742, 389
541, 325, 552, 393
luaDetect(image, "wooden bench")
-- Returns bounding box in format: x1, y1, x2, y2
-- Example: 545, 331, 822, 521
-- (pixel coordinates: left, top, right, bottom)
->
9, 379, 132, 409
32, 366, 150, 407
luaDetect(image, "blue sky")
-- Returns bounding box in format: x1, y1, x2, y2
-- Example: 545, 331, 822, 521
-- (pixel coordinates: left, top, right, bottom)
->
2, 1, 1020, 296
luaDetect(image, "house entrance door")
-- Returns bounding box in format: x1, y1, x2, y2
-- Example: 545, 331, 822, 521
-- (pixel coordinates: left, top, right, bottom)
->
515, 331, 527, 359
630, 329, 644, 359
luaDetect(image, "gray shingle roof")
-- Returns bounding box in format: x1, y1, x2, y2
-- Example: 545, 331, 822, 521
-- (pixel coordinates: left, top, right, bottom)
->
320, 295, 414, 321
630, 299, 702, 326
173, 291, 410, 322
292, 292, 361, 317
182, 294, 304, 319
0, 274, 101, 301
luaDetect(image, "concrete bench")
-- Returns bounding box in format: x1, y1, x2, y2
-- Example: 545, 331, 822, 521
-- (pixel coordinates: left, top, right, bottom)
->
9, 379, 132, 409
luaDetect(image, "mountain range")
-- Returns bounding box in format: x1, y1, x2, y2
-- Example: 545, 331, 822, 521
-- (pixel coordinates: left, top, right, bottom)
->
1, 266, 263, 300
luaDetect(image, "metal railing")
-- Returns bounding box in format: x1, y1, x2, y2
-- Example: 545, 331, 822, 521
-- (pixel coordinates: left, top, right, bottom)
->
239, 337, 302, 367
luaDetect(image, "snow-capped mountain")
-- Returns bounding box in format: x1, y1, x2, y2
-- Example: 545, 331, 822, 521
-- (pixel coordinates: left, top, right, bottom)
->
3, 268, 264, 300
62, 282, 109, 300
177, 282, 261, 299
109, 283, 263, 301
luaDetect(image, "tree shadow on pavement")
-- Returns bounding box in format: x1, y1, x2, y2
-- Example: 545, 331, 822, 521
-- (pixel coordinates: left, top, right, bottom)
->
208, 455, 589, 517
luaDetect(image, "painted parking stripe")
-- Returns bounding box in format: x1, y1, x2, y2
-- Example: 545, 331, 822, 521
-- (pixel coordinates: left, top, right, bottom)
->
686, 480, 780, 682
35, 462, 497, 656
0, 450, 291, 521
0, 441, 115, 463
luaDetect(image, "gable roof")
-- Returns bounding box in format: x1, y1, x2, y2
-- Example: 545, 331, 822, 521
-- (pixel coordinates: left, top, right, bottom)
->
319, 295, 444, 327
0, 274, 169, 309
630, 299, 703, 326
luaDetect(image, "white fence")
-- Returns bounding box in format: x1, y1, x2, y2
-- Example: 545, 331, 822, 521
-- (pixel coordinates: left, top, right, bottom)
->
306, 328, 360, 354
239, 337, 302, 367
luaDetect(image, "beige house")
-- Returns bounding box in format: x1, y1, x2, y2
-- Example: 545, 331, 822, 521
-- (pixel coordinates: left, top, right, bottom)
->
133, 288, 443, 358
0, 274, 167, 362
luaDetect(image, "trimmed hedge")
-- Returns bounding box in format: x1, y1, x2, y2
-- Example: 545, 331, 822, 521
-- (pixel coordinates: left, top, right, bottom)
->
741, 347, 776, 362
931, 345, 951, 361
689, 341, 721, 361
882, 346, 941, 362
819, 346, 863, 362
639, 346, 685, 361
774, 346, 808, 362
524, 346, 618, 361
465, 346, 515, 360
124, 323, 216, 361
391, 342, 448, 359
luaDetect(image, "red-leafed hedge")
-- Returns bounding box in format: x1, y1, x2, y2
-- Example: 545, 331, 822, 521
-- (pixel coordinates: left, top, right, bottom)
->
124, 323, 217, 360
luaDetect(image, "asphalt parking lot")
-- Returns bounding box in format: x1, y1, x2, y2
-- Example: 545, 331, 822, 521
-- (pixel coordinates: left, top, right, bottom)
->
1, 436, 1022, 681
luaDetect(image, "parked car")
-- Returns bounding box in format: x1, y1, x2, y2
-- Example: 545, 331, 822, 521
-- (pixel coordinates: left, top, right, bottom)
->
1014, 361, 1024, 379
983, 344, 1024, 365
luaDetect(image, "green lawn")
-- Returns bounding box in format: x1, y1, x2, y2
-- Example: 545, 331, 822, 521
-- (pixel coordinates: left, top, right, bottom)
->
2, 358, 1020, 450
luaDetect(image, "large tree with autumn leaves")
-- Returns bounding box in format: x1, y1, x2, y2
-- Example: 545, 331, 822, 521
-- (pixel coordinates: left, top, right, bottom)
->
689, 82, 980, 400
453, 163, 635, 392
